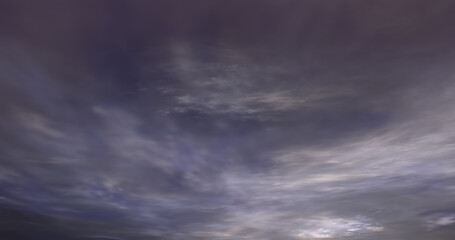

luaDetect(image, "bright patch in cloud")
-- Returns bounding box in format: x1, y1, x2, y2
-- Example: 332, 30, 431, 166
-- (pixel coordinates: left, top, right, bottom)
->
294, 217, 383, 239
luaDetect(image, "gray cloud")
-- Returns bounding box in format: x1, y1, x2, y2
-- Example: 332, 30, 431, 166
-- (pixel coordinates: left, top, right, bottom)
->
2, 1, 455, 240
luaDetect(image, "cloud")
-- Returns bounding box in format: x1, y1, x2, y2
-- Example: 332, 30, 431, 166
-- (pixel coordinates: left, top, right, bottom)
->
294, 216, 383, 239
3, 46, 455, 239
146, 45, 359, 122
423, 212, 455, 230
2, 2, 455, 239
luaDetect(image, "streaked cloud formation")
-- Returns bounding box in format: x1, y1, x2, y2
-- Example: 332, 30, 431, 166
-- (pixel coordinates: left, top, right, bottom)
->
1, 1, 455, 239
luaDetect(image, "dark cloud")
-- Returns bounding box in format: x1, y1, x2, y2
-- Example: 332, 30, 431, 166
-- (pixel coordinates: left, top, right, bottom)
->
1, 1, 455, 239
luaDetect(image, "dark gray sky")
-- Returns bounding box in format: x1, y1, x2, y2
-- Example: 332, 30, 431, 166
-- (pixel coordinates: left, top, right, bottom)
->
2, 1, 455, 239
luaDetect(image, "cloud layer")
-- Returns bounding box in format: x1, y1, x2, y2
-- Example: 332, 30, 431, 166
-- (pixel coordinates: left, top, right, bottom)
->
1, 1, 455, 239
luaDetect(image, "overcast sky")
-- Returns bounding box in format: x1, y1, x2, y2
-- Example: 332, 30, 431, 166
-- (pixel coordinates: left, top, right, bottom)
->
1, 1, 455, 239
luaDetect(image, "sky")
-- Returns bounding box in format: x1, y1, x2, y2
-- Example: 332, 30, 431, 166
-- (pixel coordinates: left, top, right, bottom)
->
1, 1, 455, 239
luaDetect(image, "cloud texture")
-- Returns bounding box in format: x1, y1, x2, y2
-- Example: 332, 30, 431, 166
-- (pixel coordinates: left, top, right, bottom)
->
1, 1, 455, 239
